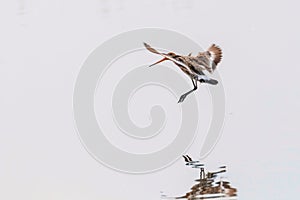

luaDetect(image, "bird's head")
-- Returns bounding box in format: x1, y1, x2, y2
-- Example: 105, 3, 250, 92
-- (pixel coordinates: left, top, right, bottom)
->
148, 52, 179, 67
165, 52, 177, 57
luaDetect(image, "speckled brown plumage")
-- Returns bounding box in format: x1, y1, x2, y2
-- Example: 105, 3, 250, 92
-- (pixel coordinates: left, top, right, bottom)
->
144, 42, 223, 103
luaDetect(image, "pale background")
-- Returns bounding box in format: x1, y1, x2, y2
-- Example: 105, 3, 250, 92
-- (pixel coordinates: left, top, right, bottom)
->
0, 0, 299, 199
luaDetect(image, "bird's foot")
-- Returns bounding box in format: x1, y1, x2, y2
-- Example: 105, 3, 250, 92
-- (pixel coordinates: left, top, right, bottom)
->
178, 94, 187, 103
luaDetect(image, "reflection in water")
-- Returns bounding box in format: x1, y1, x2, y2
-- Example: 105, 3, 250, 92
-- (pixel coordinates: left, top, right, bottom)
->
162, 155, 237, 200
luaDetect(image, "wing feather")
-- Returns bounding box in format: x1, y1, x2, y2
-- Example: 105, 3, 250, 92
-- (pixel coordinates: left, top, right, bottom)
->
143, 42, 162, 55
196, 44, 222, 73
207, 44, 222, 70
144, 42, 194, 74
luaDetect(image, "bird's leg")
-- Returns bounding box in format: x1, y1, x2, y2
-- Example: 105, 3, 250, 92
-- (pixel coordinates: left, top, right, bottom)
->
178, 78, 198, 103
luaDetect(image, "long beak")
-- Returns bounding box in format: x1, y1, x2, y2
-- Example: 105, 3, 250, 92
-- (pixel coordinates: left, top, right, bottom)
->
149, 57, 168, 67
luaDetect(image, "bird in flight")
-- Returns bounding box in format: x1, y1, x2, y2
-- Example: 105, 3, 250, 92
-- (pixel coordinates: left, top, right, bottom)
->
144, 42, 222, 103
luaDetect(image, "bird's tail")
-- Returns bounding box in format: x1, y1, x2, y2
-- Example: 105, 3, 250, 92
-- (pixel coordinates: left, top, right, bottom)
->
197, 75, 218, 85
206, 78, 218, 85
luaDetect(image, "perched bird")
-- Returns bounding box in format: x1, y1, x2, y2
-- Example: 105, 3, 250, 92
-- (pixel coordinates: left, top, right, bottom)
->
144, 42, 222, 103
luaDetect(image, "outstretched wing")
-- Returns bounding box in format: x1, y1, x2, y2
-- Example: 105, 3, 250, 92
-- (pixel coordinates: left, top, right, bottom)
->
208, 44, 222, 68
143, 42, 194, 74
143, 42, 162, 55
196, 44, 222, 73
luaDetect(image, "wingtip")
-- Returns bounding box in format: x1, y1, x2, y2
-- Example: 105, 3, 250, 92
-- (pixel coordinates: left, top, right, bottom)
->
208, 44, 222, 67
210, 43, 220, 48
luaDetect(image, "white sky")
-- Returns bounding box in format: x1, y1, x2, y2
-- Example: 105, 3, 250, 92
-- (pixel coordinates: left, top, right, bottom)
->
0, 0, 299, 199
